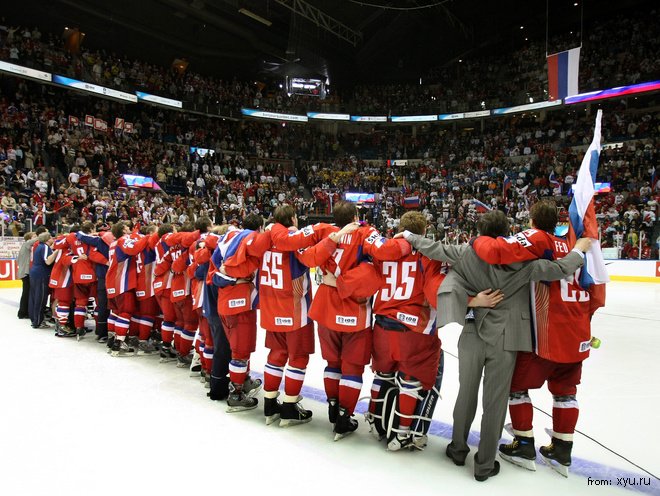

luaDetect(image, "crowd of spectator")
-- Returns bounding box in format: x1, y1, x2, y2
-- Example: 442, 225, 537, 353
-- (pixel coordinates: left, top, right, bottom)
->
1, 7, 658, 115
0, 12, 658, 260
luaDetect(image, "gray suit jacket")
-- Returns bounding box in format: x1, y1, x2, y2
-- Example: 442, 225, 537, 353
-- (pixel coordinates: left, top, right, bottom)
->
406, 234, 585, 352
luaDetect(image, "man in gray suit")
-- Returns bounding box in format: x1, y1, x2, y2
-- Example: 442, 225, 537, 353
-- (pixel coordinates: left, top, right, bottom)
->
398, 211, 591, 481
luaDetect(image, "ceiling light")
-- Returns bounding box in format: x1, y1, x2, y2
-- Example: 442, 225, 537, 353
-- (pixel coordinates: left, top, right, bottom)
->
239, 8, 272, 27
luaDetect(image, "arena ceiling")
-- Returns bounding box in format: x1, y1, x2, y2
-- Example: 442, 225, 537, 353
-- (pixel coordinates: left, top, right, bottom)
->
8, 0, 654, 89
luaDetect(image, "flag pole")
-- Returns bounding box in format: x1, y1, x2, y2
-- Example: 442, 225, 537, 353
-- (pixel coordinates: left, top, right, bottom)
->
545, 0, 549, 58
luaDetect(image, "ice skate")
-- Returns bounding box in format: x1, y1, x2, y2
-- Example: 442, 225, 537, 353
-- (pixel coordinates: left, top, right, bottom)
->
176, 352, 192, 368
110, 339, 136, 357
159, 343, 177, 363
226, 386, 258, 413
264, 395, 281, 425
189, 352, 202, 376
333, 407, 358, 441
364, 412, 385, 441
499, 436, 537, 471
76, 327, 86, 341
327, 398, 339, 424
243, 375, 263, 398
136, 340, 158, 356
279, 397, 312, 428
55, 322, 77, 338
540, 436, 572, 477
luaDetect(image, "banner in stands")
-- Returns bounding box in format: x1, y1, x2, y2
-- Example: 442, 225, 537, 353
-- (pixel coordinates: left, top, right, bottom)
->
307, 112, 350, 121
0, 61, 51, 82
463, 110, 491, 118
0, 259, 19, 281
121, 175, 162, 191
136, 91, 183, 109
241, 108, 308, 122
492, 100, 563, 115
0, 237, 24, 259
438, 113, 465, 120
564, 80, 660, 105
52, 75, 138, 103
390, 115, 437, 122
350, 115, 387, 122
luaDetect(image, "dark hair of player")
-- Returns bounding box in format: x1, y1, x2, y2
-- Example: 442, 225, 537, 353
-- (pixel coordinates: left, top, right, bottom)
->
195, 217, 213, 232
477, 210, 510, 238
243, 214, 264, 231
111, 221, 127, 239
530, 199, 558, 234
398, 211, 427, 235
273, 205, 296, 228
333, 201, 357, 228
158, 223, 174, 237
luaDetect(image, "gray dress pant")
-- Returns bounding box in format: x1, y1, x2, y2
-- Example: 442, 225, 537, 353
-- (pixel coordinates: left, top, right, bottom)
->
447, 322, 517, 478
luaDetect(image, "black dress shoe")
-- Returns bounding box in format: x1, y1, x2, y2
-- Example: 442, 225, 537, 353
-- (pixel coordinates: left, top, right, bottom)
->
446, 443, 467, 466
475, 461, 500, 482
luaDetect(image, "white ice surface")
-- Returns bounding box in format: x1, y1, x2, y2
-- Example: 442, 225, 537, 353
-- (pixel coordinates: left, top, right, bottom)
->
0, 281, 658, 496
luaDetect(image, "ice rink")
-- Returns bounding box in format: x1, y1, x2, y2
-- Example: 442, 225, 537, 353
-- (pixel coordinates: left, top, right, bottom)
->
0, 281, 658, 496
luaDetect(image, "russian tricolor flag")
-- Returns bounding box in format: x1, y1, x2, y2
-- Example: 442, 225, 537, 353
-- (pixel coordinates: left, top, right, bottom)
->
547, 47, 581, 101
502, 175, 511, 197
403, 196, 420, 208
471, 199, 491, 213
567, 110, 608, 309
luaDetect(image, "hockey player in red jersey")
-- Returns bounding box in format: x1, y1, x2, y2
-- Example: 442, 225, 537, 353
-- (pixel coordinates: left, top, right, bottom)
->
106, 221, 152, 357
226, 205, 358, 426
211, 214, 265, 413
133, 225, 160, 356
187, 218, 214, 383
327, 211, 504, 450
65, 221, 97, 340
153, 224, 178, 362
49, 233, 75, 337
168, 225, 200, 367
472, 200, 594, 475
295, 201, 412, 440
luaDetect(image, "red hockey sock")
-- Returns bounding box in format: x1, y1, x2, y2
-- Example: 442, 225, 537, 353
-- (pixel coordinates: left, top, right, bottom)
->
202, 342, 214, 374
284, 366, 306, 397
509, 392, 534, 434
323, 365, 341, 400
552, 396, 579, 435
264, 362, 284, 393
74, 306, 86, 329
338, 375, 363, 414
178, 327, 196, 356
229, 359, 248, 387
160, 321, 174, 344
115, 315, 130, 338
56, 305, 70, 326
396, 390, 418, 429
136, 316, 154, 341
173, 326, 182, 351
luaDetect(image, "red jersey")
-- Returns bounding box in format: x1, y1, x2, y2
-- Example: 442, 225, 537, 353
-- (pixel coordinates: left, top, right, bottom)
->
170, 242, 191, 302
66, 232, 97, 284
373, 252, 449, 335
106, 233, 150, 298
273, 224, 410, 333
225, 223, 337, 332
188, 238, 210, 311
48, 237, 73, 289
136, 232, 159, 300
153, 234, 174, 295
473, 229, 592, 363
211, 229, 258, 316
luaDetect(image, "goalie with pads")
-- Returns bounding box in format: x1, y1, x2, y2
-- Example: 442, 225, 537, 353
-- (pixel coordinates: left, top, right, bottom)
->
330, 211, 504, 451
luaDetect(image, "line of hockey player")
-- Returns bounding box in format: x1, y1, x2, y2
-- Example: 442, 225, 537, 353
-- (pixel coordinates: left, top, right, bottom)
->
38, 198, 593, 479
